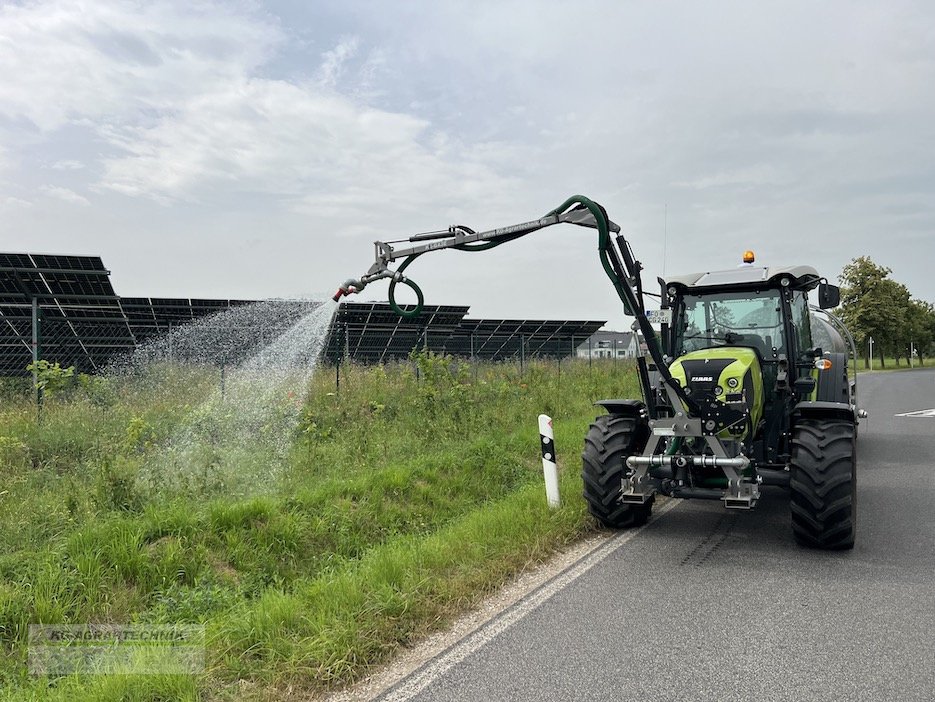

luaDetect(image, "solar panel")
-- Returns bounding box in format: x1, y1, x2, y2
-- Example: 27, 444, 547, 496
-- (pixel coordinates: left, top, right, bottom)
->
323, 302, 470, 363
324, 302, 604, 363
119, 298, 254, 343
0, 254, 133, 374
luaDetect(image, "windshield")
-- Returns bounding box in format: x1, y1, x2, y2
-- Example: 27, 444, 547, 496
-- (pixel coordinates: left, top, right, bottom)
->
675, 289, 784, 359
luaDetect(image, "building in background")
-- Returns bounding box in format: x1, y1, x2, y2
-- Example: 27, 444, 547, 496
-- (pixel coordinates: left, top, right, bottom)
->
576, 330, 641, 359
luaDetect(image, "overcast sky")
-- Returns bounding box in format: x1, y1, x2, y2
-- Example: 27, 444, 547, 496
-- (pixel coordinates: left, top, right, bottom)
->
1, 0, 933, 328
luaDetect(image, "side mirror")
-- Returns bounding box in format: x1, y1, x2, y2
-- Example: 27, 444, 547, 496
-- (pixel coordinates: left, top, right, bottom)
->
818, 283, 840, 309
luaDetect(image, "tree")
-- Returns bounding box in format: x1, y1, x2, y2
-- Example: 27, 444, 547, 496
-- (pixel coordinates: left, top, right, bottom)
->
25, 360, 76, 397
877, 279, 911, 364
838, 257, 908, 368
839, 256, 935, 367
902, 300, 935, 364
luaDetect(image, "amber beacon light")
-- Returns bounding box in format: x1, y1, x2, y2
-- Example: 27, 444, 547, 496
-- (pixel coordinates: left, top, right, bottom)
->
742, 250, 756, 264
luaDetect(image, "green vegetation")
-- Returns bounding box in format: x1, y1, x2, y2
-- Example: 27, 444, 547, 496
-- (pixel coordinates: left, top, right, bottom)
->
861, 356, 935, 371
0, 355, 639, 700
839, 256, 935, 368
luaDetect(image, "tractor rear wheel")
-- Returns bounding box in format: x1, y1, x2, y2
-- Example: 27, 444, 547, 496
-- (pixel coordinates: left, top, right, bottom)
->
789, 418, 857, 550
582, 414, 652, 528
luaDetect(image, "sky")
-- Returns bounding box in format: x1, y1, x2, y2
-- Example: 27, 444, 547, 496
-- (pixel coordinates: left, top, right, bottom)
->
1, 0, 933, 329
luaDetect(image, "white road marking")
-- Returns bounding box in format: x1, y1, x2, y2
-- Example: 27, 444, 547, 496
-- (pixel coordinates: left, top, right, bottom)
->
378, 499, 683, 702
894, 408, 935, 418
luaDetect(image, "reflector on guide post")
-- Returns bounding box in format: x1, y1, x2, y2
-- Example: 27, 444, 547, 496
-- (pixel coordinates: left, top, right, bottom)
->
538, 414, 560, 508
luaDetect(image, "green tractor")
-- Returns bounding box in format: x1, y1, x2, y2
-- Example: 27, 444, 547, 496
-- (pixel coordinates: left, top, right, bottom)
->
582, 261, 862, 550
334, 195, 863, 550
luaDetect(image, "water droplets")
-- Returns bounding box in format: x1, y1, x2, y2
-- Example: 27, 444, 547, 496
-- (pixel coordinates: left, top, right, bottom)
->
118, 299, 338, 497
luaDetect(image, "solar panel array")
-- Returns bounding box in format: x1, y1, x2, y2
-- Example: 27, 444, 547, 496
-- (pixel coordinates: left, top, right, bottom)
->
323, 302, 604, 363
0, 254, 258, 375
121, 297, 253, 343
0, 253, 135, 375
323, 303, 469, 363
1, 253, 607, 375
442, 319, 603, 358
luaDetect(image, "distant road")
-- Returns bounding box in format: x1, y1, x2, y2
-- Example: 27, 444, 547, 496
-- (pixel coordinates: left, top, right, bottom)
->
379, 369, 935, 702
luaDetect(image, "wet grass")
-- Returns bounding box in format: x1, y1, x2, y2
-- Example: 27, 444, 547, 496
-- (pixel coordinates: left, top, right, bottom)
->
0, 355, 640, 700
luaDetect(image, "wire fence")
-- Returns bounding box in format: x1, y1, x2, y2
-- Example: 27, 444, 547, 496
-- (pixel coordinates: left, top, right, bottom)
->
0, 300, 132, 377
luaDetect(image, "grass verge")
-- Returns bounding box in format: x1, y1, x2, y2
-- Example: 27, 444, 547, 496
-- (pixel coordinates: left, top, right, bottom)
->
0, 355, 640, 700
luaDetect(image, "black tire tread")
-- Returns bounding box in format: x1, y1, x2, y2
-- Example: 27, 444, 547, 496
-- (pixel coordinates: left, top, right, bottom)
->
581, 414, 652, 528
789, 418, 856, 550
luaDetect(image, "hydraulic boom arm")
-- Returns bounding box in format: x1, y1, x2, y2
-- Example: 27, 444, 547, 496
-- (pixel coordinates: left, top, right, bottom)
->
333, 195, 698, 417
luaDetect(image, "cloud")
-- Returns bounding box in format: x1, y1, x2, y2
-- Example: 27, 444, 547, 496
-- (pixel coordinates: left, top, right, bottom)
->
0, 0, 281, 132
316, 35, 360, 88
50, 160, 85, 170
0, 196, 33, 210
40, 185, 90, 206
1, 3, 520, 224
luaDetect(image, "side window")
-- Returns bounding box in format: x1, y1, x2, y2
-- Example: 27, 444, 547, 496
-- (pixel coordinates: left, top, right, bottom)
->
792, 291, 813, 354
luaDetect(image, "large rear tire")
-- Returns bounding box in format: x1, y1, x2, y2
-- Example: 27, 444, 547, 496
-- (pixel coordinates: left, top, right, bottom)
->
582, 414, 652, 528
789, 418, 857, 550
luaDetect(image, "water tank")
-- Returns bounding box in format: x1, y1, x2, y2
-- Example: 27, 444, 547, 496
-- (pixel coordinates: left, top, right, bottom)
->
809, 312, 849, 355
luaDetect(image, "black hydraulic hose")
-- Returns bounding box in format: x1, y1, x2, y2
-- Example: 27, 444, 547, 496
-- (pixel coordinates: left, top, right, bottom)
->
546, 197, 698, 415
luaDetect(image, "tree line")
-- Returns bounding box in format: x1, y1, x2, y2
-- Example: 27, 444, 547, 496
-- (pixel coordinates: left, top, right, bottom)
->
838, 256, 935, 368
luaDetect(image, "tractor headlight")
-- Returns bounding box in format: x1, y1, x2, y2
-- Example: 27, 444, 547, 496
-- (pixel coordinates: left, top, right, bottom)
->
714, 386, 723, 396
727, 377, 739, 389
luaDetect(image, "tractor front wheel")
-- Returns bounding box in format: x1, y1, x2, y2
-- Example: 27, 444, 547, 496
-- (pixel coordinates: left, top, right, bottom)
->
582, 414, 652, 528
789, 418, 857, 550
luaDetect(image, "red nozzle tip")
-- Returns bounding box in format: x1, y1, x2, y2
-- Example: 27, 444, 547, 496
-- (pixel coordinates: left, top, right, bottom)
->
332, 288, 345, 302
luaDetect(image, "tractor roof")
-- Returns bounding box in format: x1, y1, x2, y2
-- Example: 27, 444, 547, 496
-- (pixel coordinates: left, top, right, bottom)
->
666, 264, 821, 291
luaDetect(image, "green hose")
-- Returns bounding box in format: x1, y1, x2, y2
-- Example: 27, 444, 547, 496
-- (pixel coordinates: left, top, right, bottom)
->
544, 195, 632, 309
387, 194, 628, 318
388, 254, 426, 318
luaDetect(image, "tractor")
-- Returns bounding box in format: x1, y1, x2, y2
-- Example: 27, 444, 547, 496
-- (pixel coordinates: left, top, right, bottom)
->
334, 195, 864, 550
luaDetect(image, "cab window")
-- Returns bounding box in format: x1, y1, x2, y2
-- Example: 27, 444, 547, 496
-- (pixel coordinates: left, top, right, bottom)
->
790, 291, 813, 356
676, 290, 784, 359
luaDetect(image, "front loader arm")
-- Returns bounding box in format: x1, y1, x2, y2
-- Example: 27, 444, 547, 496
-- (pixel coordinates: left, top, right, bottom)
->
333, 194, 698, 417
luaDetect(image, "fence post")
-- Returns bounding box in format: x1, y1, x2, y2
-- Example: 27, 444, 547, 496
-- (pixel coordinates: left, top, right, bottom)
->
520, 335, 525, 377
31, 297, 42, 416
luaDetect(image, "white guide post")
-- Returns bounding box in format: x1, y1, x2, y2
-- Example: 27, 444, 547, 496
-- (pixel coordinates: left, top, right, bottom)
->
538, 414, 560, 509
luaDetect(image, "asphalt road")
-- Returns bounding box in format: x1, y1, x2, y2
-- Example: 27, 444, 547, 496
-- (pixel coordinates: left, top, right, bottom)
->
380, 369, 935, 702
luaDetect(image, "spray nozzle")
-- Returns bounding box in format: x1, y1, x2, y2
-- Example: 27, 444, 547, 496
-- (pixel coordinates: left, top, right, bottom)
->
332, 278, 366, 302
